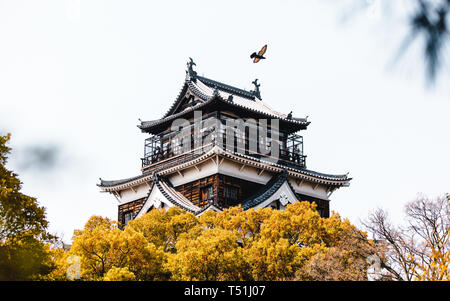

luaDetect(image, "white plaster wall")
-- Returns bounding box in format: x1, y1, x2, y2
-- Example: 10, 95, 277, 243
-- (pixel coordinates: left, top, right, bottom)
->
253, 182, 297, 209
118, 183, 151, 204
217, 160, 272, 185
168, 157, 273, 187
168, 160, 219, 186
289, 178, 329, 200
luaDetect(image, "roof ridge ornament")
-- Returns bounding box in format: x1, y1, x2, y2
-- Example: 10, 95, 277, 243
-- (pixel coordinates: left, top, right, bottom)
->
251, 79, 261, 100
186, 57, 197, 80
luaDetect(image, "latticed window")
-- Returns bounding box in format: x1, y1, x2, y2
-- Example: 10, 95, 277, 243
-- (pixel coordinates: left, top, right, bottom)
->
201, 186, 213, 201
224, 185, 239, 201
123, 211, 133, 226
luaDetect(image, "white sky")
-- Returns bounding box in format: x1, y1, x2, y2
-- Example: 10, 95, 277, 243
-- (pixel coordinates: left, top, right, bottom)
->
0, 0, 449, 243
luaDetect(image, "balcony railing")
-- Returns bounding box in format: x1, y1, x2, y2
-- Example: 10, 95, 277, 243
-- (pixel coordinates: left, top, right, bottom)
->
141, 126, 306, 169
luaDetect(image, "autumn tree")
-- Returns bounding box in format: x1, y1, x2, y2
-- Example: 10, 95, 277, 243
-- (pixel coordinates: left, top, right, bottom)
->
125, 206, 199, 253
103, 267, 136, 281
167, 227, 251, 280
296, 216, 379, 281
363, 195, 449, 281
69, 215, 168, 280
246, 202, 374, 281
57, 202, 376, 281
0, 134, 55, 280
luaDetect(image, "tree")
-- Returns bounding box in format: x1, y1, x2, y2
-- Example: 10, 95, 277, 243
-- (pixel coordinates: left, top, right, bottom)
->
103, 267, 136, 281
0, 134, 55, 280
54, 202, 375, 281
70, 215, 169, 280
125, 207, 199, 253
363, 195, 449, 281
345, 0, 449, 84
408, 0, 449, 82
167, 227, 251, 281
296, 216, 378, 281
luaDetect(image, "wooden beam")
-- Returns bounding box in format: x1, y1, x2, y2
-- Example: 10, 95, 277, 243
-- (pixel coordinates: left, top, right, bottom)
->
219, 157, 225, 166
258, 169, 265, 176
240, 164, 246, 171
327, 187, 335, 198
194, 165, 201, 172
112, 191, 121, 203
177, 170, 184, 177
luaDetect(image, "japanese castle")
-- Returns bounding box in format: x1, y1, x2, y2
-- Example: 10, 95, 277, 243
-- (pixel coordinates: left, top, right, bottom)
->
98, 59, 351, 227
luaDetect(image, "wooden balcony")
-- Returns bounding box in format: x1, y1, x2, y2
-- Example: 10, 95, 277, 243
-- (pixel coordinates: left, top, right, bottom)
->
141, 129, 306, 170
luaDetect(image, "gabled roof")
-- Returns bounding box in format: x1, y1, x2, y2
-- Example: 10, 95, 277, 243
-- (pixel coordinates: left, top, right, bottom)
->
133, 175, 201, 218
133, 174, 223, 218
241, 170, 294, 210
138, 60, 310, 133
155, 176, 201, 213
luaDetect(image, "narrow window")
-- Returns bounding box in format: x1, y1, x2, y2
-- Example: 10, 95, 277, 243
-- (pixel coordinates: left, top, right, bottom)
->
201, 185, 213, 202
123, 211, 133, 226
224, 185, 239, 205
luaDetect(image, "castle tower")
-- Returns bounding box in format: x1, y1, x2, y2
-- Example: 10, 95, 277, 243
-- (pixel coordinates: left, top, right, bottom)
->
98, 60, 351, 227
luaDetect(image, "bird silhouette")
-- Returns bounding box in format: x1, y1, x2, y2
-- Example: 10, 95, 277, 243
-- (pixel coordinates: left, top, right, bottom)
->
250, 45, 267, 63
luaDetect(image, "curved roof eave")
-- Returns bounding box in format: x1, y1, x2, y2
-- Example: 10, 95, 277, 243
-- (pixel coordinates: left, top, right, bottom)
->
156, 145, 351, 186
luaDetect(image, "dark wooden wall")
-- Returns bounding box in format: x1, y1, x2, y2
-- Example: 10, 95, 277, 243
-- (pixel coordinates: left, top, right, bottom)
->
118, 198, 145, 228
176, 175, 217, 208
216, 174, 264, 208
117, 177, 330, 227
175, 174, 264, 208
296, 193, 330, 218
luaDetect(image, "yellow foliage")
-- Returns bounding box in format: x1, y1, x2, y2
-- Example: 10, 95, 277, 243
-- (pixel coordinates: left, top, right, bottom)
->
126, 207, 199, 253
167, 227, 251, 280
70, 215, 169, 280
413, 243, 450, 281
49, 202, 376, 281
103, 267, 136, 281
41, 247, 71, 281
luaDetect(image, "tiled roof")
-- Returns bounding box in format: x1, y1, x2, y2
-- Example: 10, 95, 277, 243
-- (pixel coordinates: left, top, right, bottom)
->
98, 151, 205, 190
133, 174, 223, 218
99, 143, 350, 193
155, 176, 201, 213
133, 175, 201, 218
195, 75, 256, 100
241, 170, 290, 210
98, 174, 149, 187
138, 61, 309, 132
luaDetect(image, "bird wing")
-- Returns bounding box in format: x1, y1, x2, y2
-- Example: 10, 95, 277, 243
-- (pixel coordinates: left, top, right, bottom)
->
250, 52, 256, 58
258, 45, 267, 56
253, 57, 261, 63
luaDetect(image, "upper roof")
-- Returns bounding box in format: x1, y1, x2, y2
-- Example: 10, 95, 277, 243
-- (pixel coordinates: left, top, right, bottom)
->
138, 59, 310, 133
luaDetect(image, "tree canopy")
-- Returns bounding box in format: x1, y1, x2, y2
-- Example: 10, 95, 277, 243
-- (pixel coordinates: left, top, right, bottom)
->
0, 134, 55, 280
48, 202, 376, 281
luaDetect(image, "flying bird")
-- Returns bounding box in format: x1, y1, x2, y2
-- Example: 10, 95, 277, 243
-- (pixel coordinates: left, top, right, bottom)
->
250, 45, 267, 63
